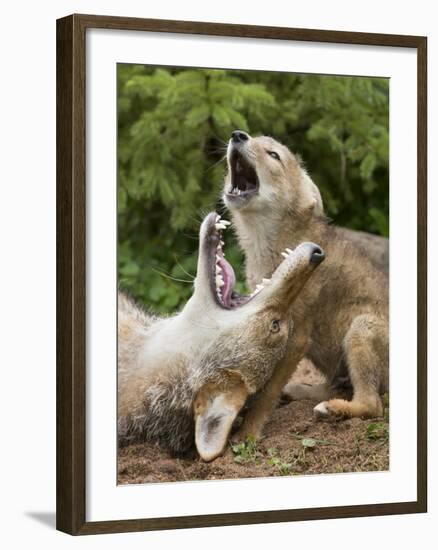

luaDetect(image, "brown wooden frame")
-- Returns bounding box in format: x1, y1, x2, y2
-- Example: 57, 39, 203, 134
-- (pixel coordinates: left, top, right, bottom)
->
56, 13, 427, 535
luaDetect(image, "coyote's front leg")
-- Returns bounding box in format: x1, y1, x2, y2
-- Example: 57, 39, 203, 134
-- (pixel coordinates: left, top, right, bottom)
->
234, 341, 308, 440
313, 314, 388, 420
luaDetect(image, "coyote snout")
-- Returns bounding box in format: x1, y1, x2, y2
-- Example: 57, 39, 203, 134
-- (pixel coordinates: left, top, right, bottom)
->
118, 212, 324, 461
224, 131, 319, 215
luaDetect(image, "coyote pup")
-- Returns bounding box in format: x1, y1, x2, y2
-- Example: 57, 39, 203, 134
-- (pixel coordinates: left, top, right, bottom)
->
118, 212, 324, 461
223, 131, 389, 439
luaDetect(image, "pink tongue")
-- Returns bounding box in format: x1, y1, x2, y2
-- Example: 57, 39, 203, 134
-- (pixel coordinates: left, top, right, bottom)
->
218, 258, 235, 306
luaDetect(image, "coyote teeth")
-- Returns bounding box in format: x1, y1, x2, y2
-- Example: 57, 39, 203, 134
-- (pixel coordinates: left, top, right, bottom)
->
216, 275, 224, 288
215, 223, 227, 231
250, 286, 263, 298
281, 251, 289, 259
285, 248, 293, 255
262, 278, 271, 285
221, 220, 231, 226
220, 240, 225, 247
216, 265, 222, 274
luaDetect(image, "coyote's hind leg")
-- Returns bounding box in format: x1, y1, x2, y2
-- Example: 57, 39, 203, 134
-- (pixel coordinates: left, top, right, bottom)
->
314, 314, 388, 420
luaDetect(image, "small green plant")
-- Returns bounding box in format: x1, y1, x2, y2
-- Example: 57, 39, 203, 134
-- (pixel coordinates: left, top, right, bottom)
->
291, 433, 339, 447
267, 448, 294, 476
231, 435, 262, 464
301, 438, 317, 449
270, 457, 294, 476
291, 434, 336, 470
365, 422, 389, 442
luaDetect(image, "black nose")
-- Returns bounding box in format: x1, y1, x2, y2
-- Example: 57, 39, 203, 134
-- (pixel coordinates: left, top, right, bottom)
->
231, 130, 249, 143
309, 245, 325, 265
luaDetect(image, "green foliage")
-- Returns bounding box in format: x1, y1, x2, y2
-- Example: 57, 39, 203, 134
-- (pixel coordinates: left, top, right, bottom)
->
231, 435, 262, 464
301, 437, 317, 449
291, 433, 339, 447
267, 448, 294, 476
118, 65, 389, 312
366, 422, 389, 442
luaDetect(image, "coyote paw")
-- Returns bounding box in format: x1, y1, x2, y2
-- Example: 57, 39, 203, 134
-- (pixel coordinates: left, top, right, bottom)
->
313, 401, 334, 420
313, 398, 381, 420
313, 400, 345, 421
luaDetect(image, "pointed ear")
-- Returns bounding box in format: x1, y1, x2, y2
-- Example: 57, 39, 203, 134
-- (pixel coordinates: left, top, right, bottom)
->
194, 377, 248, 462
300, 173, 324, 215
310, 181, 324, 215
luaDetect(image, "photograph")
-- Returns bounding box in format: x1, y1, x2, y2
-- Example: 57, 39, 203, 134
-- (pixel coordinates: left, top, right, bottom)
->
1, 0, 431, 544
116, 64, 390, 485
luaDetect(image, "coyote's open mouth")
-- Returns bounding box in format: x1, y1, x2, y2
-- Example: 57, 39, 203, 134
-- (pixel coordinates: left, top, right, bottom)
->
226, 149, 259, 201
204, 213, 324, 310
205, 213, 266, 309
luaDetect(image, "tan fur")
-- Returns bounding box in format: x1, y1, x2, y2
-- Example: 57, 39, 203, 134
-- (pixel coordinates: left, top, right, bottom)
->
223, 133, 389, 438
193, 371, 248, 417
339, 227, 389, 274
118, 213, 324, 460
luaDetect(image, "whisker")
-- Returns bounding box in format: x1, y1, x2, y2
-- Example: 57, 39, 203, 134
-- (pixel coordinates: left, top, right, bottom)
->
216, 203, 228, 215
205, 154, 227, 173
172, 256, 196, 280
151, 267, 194, 284
182, 233, 200, 241
213, 136, 229, 147
205, 145, 228, 154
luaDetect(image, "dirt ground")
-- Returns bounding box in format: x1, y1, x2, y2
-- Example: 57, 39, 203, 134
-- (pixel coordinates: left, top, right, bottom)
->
118, 362, 389, 485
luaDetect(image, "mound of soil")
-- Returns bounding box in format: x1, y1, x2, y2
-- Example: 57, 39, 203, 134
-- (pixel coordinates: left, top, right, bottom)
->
118, 362, 389, 485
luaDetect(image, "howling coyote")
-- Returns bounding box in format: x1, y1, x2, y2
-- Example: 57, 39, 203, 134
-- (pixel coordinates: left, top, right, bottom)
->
223, 131, 389, 440
118, 212, 324, 461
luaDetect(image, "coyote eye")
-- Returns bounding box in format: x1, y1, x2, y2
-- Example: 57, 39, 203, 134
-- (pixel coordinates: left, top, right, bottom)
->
270, 319, 281, 333
268, 151, 280, 161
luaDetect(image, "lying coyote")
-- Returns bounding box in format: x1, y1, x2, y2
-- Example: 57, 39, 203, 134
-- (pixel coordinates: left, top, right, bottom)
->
118, 212, 325, 461
223, 131, 389, 439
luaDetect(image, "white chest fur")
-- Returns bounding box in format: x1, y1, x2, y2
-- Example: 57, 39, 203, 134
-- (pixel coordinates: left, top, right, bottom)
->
137, 306, 224, 375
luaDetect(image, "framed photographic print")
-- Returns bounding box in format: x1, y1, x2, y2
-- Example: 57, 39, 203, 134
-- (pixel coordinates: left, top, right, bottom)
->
56, 14, 427, 535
